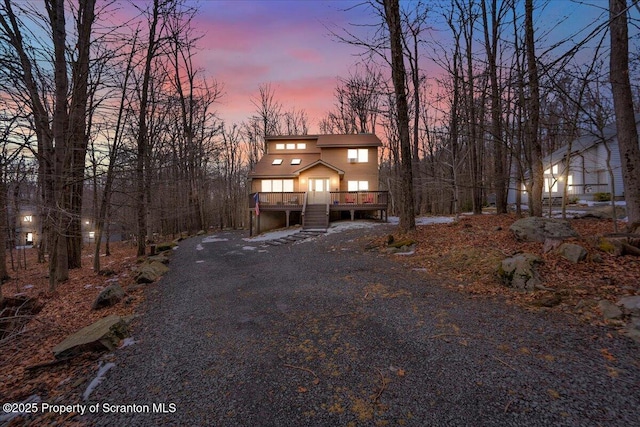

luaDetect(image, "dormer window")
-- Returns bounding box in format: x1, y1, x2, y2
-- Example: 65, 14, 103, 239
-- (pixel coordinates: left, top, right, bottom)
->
291, 158, 301, 165
286, 143, 295, 149
272, 159, 283, 165
275, 143, 285, 150
23, 215, 33, 223
297, 143, 306, 149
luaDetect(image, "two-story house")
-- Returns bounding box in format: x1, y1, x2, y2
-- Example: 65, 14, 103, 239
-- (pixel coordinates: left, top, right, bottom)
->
248, 134, 388, 235
508, 114, 640, 205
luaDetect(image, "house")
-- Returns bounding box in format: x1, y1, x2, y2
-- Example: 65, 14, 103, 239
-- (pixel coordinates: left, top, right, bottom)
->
248, 134, 389, 235
15, 206, 39, 248
509, 116, 640, 204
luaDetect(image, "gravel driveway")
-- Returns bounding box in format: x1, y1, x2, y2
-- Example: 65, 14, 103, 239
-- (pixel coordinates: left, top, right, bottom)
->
84, 224, 640, 426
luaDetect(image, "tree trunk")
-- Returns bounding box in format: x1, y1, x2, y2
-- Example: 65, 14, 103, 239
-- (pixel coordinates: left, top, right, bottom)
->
525, 0, 543, 217
0, 180, 8, 283
383, 0, 415, 233
136, 0, 161, 257
482, 0, 507, 214
609, 0, 640, 227
48, 0, 70, 288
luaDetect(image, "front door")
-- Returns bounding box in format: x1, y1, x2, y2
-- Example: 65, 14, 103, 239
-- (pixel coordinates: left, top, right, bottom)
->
308, 178, 330, 204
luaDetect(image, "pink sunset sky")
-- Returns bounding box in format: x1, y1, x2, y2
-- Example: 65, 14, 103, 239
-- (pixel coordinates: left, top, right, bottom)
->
183, 0, 611, 133
191, 0, 374, 131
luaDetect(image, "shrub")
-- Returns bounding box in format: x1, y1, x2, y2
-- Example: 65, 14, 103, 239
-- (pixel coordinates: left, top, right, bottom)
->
593, 192, 611, 202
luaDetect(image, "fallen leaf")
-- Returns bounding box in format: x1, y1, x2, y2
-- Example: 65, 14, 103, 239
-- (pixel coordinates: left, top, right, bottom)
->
547, 389, 560, 399
600, 348, 616, 362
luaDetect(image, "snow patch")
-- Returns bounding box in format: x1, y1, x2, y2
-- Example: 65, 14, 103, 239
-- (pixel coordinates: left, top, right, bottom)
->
196, 260, 205, 263
387, 216, 455, 226
202, 236, 229, 243
394, 250, 416, 256
119, 337, 136, 348
196, 244, 204, 251
242, 246, 257, 251
244, 228, 300, 242
83, 362, 115, 401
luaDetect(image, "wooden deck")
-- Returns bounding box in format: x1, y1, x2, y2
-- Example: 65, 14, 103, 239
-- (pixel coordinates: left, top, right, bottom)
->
248, 191, 389, 236
250, 191, 389, 213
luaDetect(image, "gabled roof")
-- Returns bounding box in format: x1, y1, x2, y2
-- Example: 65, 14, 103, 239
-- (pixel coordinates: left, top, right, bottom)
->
294, 160, 344, 175
265, 133, 382, 147
248, 153, 319, 178
316, 134, 382, 147
543, 113, 640, 166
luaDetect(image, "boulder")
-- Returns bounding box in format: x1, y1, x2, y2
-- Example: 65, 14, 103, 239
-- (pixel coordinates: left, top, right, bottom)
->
617, 295, 640, 316
598, 300, 623, 320
509, 217, 578, 243
557, 243, 588, 263
543, 238, 563, 253
92, 283, 126, 310
134, 260, 169, 284
53, 315, 130, 359
497, 253, 543, 291
579, 205, 627, 220
148, 253, 170, 264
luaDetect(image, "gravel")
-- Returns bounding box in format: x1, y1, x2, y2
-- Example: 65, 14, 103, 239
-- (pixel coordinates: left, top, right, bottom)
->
81, 225, 640, 426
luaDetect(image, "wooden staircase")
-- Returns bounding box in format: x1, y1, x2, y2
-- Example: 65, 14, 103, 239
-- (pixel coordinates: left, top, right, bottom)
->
303, 204, 329, 231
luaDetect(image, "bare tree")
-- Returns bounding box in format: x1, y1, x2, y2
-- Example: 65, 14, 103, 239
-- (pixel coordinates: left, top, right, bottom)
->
524, 0, 543, 217
322, 65, 383, 134
251, 83, 283, 150
609, 0, 640, 228
481, 0, 508, 214
383, 0, 415, 232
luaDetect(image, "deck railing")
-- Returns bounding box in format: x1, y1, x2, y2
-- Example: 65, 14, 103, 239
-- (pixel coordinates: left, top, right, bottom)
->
249, 192, 305, 208
329, 191, 388, 206
250, 191, 389, 210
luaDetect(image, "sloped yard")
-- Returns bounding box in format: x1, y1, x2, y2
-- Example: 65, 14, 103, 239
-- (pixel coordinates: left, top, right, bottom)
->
397, 214, 639, 327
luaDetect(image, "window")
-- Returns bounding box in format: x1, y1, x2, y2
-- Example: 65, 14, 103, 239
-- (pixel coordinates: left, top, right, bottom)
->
286, 143, 295, 149
275, 143, 285, 150
261, 179, 294, 192
347, 181, 369, 191
544, 164, 559, 175
567, 175, 573, 191
291, 158, 301, 165
89, 231, 95, 239
272, 158, 283, 165
544, 177, 558, 193
23, 215, 32, 223
297, 143, 306, 149
26, 232, 33, 244
347, 149, 368, 162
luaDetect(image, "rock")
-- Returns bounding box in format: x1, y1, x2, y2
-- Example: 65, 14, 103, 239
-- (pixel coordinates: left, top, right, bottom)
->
148, 253, 170, 264
557, 243, 588, 263
388, 239, 416, 249
617, 295, 640, 316
497, 253, 543, 291
598, 235, 640, 257
53, 315, 130, 359
92, 283, 126, 310
625, 318, 640, 344
543, 238, 563, 253
598, 300, 623, 320
532, 293, 562, 307
579, 205, 627, 220
509, 217, 578, 243
134, 260, 169, 284
590, 253, 603, 263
